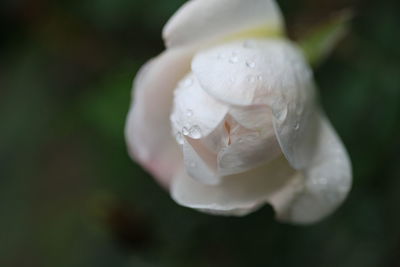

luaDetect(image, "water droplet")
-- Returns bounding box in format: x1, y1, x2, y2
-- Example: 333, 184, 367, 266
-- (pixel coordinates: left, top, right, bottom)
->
257, 75, 263, 81
182, 127, 190, 136
186, 109, 193, 117
246, 61, 256, 69
175, 132, 185, 145
238, 138, 244, 144
294, 122, 300, 131
275, 107, 288, 123
189, 125, 202, 138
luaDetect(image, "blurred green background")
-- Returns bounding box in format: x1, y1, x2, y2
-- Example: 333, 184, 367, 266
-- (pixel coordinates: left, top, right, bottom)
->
1, 0, 400, 266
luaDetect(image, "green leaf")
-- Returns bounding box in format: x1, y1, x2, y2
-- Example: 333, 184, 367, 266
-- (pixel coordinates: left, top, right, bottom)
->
299, 10, 353, 67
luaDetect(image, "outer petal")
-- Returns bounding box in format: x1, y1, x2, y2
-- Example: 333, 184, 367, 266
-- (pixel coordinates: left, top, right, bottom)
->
192, 39, 317, 169
163, 0, 284, 48
125, 47, 194, 187
270, 113, 352, 224
171, 156, 297, 216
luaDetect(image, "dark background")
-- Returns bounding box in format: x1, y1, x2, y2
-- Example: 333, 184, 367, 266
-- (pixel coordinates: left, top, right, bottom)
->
1, 0, 400, 266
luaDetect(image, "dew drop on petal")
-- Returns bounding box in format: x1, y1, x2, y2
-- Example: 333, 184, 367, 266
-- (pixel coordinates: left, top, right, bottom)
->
175, 132, 185, 145
182, 127, 190, 136
275, 106, 288, 123
294, 122, 300, 131
189, 125, 202, 139
186, 109, 193, 117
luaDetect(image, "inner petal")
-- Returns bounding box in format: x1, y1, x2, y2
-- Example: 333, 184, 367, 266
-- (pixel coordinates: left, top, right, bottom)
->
217, 115, 282, 176
170, 73, 229, 140
174, 118, 230, 185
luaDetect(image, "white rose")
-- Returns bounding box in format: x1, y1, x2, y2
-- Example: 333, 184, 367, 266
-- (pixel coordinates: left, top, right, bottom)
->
125, 0, 352, 224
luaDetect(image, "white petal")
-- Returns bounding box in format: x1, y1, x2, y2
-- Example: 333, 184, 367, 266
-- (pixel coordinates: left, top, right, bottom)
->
229, 105, 272, 131
271, 113, 352, 224
201, 119, 230, 154
182, 138, 220, 185
192, 38, 317, 169
170, 73, 229, 139
180, 120, 230, 185
217, 115, 282, 176
192, 39, 312, 106
163, 0, 284, 48
125, 47, 194, 187
171, 156, 297, 216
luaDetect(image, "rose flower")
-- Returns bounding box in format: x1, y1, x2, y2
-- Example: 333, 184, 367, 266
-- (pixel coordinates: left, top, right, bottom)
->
125, 0, 352, 224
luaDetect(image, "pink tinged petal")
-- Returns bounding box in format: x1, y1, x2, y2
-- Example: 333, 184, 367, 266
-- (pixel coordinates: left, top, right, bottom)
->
170, 73, 229, 139
271, 113, 352, 224
125, 47, 194, 187
201, 120, 230, 154
192, 39, 317, 170
163, 0, 284, 49
171, 156, 298, 216
182, 138, 220, 185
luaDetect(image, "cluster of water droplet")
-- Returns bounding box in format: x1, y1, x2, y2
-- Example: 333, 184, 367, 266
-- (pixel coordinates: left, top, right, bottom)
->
228, 52, 256, 69
174, 106, 203, 145
216, 40, 260, 71
172, 75, 206, 145
184, 125, 202, 138
175, 124, 203, 145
